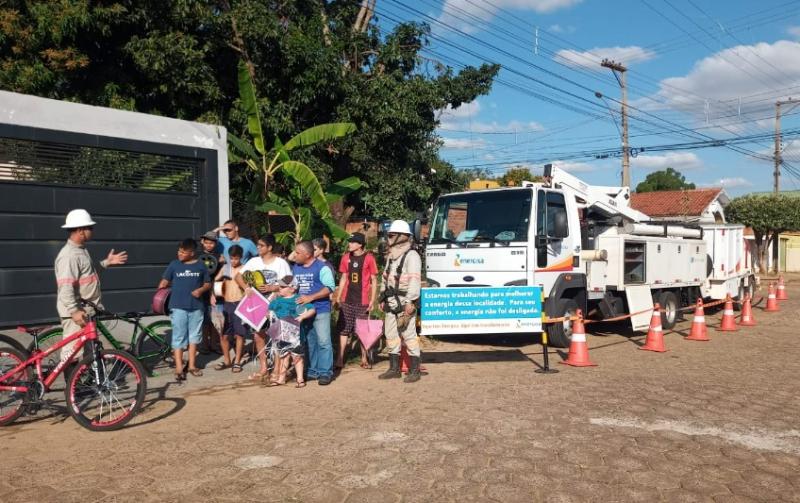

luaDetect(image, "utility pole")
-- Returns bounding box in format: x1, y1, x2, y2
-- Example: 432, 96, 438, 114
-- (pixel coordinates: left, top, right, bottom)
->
601, 59, 629, 188
774, 98, 800, 193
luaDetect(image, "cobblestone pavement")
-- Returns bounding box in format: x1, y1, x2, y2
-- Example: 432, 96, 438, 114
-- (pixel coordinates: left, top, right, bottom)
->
2, 276, 800, 502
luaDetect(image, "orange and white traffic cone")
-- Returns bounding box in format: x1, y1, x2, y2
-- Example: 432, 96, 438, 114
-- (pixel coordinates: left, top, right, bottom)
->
718, 294, 738, 332
765, 283, 780, 312
776, 275, 788, 301
686, 298, 710, 341
738, 294, 756, 326
399, 343, 427, 374
559, 310, 597, 367
640, 303, 667, 352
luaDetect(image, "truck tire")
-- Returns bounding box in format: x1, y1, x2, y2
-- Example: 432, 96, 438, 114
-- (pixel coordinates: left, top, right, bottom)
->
545, 298, 578, 349
657, 291, 679, 329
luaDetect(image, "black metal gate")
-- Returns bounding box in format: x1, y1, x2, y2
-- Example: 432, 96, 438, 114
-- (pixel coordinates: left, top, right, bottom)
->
0, 124, 220, 327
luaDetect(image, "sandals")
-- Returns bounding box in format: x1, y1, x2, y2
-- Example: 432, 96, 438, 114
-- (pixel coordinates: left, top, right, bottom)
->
175, 372, 186, 382
215, 362, 231, 371
360, 361, 372, 369
188, 368, 203, 377
295, 380, 306, 388
232, 363, 243, 373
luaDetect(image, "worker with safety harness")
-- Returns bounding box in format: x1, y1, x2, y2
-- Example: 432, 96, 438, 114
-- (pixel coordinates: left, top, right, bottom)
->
378, 220, 423, 383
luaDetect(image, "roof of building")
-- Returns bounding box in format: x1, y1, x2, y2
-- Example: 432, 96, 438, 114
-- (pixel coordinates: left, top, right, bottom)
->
630, 188, 725, 217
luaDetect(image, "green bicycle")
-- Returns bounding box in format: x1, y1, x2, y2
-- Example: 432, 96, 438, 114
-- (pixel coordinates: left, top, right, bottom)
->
28, 303, 172, 374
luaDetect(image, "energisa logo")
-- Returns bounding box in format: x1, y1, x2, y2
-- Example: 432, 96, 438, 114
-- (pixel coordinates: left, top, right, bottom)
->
454, 254, 485, 267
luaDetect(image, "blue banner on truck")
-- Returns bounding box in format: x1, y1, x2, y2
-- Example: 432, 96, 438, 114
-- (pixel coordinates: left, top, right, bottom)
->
420, 286, 543, 335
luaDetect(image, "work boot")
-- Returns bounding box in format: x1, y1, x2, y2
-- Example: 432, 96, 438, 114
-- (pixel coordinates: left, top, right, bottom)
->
378, 354, 401, 379
403, 356, 421, 383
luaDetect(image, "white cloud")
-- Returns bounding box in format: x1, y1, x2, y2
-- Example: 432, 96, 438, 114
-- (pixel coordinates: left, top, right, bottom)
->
471, 120, 544, 133
788, 26, 800, 38
438, 0, 582, 34
554, 46, 657, 69
441, 137, 486, 149
704, 177, 752, 189
651, 41, 800, 123
548, 24, 575, 34
551, 159, 595, 172
631, 152, 704, 171
439, 100, 481, 121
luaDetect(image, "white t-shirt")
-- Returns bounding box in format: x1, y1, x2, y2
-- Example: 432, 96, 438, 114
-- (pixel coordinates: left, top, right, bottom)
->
240, 255, 292, 286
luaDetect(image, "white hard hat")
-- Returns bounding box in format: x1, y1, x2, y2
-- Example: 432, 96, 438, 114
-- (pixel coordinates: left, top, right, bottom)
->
62, 209, 96, 229
388, 220, 412, 234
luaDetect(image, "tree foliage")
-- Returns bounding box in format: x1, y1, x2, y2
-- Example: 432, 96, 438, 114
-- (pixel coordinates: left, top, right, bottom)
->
0, 0, 499, 221
635, 168, 696, 193
726, 194, 800, 272
499, 167, 542, 187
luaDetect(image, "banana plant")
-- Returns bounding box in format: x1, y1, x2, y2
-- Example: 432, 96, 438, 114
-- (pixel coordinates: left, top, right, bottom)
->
257, 176, 364, 245
228, 59, 356, 221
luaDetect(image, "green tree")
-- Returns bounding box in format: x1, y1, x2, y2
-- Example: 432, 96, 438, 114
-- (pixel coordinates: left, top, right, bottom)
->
499, 167, 542, 187
635, 168, 696, 193
0, 1, 499, 221
726, 194, 800, 273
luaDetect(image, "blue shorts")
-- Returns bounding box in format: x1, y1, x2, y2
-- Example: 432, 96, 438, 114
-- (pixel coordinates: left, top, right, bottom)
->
170, 308, 204, 349
223, 301, 249, 338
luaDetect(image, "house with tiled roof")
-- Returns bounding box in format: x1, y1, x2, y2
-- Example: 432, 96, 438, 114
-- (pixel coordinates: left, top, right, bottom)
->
630, 188, 729, 223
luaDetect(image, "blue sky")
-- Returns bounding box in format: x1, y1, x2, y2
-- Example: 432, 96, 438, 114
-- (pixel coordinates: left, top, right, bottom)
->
375, 0, 800, 195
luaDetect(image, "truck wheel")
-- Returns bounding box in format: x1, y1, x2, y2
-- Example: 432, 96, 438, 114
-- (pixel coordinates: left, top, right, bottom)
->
657, 291, 679, 329
545, 298, 578, 348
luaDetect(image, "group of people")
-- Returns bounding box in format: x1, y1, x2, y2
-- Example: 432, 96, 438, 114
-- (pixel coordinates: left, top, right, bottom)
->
54, 210, 424, 388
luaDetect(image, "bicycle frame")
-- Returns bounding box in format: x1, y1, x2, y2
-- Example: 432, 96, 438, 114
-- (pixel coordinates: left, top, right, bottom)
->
95, 319, 130, 352
0, 322, 99, 393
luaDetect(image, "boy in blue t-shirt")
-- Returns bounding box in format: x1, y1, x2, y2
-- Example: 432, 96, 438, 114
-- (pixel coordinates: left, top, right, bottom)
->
158, 238, 211, 381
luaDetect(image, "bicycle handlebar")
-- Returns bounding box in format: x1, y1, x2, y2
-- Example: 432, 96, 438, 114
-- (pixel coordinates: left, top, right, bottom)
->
78, 299, 153, 320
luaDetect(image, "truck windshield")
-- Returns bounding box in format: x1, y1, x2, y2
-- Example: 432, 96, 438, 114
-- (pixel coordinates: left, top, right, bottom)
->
429, 189, 533, 244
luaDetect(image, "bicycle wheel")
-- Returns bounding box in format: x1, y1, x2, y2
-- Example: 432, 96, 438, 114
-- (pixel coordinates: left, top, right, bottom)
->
133, 320, 172, 370
27, 327, 63, 374
0, 348, 31, 426
65, 349, 147, 432
0, 334, 27, 354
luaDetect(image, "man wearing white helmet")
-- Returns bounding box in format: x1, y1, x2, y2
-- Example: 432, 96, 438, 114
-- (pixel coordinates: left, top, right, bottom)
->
55, 209, 128, 363
378, 219, 423, 383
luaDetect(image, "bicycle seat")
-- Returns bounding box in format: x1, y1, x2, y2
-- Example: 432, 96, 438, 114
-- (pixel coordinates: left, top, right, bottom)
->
17, 325, 46, 338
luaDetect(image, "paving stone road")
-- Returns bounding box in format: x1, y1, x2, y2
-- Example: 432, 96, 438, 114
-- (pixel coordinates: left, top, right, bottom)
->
1, 276, 799, 502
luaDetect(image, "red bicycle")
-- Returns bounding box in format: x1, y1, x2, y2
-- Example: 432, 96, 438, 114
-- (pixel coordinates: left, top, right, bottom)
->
0, 309, 147, 431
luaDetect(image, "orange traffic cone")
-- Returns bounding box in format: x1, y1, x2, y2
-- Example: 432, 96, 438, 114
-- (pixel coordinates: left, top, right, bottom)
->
776, 275, 788, 301
738, 294, 756, 326
640, 303, 667, 352
718, 294, 738, 332
399, 344, 427, 374
559, 310, 597, 367
765, 283, 780, 312
686, 298, 710, 341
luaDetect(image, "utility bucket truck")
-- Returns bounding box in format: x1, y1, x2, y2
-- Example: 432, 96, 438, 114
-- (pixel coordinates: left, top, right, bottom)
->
420, 165, 755, 348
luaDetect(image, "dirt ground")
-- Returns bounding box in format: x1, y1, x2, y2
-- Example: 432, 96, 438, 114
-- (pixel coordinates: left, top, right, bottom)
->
2, 275, 800, 502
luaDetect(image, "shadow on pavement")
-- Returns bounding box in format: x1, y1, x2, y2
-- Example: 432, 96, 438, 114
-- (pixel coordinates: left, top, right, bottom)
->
128, 382, 186, 428
424, 349, 530, 365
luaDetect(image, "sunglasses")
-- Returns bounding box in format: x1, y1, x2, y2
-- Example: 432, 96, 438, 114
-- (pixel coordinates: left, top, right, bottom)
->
222, 228, 234, 233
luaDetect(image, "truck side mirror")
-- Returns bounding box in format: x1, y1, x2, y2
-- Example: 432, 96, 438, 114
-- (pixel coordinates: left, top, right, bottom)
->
552, 210, 568, 239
